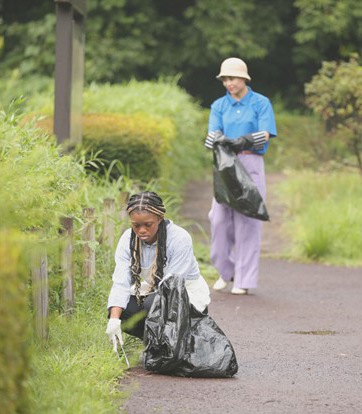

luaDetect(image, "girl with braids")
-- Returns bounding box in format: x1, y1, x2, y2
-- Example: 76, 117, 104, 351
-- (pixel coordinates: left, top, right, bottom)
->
106, 191, 210, 344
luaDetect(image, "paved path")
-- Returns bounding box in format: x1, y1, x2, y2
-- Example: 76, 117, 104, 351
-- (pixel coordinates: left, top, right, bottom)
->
120, 174, 362, 414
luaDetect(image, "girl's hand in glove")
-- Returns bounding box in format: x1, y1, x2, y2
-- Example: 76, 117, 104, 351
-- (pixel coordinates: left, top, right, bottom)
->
105, 318, 123, 352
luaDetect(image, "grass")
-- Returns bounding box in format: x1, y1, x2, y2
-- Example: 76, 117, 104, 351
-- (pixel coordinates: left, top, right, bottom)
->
192, 240, 219, 286
278, 169, 362, 267
28, 245, 143, 414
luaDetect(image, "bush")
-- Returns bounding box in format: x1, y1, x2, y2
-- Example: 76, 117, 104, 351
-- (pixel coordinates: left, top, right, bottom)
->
0, 230, 30, 414
305, 57, 362, 174
36, 113, 176, 182
0, 112, 85, 233
24, 78, 209, 188
83, 80, 208, 187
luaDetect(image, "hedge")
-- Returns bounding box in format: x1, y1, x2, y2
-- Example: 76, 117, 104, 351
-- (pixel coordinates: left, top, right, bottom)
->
36, 113, 176, 182
0, 231, 30, 414
23, 79, 209, 187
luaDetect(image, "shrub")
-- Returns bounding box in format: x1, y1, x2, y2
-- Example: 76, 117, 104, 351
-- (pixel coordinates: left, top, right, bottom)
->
0, 112, 85, 234
82, 80, 208, 186
36, 113, 176, 182
24, 78, 209, 187
0, 230, 30, 414
305, 56, 362, 174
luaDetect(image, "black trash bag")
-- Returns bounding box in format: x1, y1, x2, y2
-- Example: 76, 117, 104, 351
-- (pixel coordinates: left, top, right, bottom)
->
143, 275, 238, 378
213, 138, 269, 221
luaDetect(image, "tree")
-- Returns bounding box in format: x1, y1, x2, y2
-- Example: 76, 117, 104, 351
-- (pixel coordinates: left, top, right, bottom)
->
294, 0, 362, 83
0, 0, 296, 106
305, 56, 362, 175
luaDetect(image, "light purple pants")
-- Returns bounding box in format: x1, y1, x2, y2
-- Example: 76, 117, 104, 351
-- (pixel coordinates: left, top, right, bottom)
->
208, 154, 266, 289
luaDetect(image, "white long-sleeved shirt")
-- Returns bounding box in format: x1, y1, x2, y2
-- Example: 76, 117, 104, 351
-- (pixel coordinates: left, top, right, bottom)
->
107, 221, 210, 312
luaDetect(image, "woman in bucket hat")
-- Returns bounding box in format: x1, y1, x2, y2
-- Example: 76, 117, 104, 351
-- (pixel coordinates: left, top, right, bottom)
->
205, 57, 277, 295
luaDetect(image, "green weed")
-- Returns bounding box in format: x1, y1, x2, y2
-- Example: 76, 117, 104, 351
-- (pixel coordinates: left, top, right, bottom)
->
278, 170, 362, 266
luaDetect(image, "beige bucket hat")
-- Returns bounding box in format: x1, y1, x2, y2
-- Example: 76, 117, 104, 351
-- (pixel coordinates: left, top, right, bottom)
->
216, 57, 251, 81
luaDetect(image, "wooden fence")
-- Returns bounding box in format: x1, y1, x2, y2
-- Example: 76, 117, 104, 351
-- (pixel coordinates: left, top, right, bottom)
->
31, 193, 129, 340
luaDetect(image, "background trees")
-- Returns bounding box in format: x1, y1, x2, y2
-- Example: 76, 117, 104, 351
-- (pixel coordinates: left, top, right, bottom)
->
1, 0, 362, 108
305, 56, 362, 174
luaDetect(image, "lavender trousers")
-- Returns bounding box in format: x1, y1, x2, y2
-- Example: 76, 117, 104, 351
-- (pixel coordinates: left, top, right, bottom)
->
208, 153, 266, 289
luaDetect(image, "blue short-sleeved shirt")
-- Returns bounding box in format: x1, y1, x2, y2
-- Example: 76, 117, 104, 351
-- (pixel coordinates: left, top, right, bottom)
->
208, 87, 277, 155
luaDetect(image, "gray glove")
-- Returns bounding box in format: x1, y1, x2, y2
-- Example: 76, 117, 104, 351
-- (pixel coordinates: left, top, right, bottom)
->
106, 318, 123, 353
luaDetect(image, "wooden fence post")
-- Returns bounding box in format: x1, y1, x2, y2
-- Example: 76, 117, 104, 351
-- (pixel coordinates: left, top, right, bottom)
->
118, 191, 130, 234
100, 198, 115, 248
119, 191, 130, 220
31, 240, 49, 340
82, 207, 96, 286
60, 217, 74, 313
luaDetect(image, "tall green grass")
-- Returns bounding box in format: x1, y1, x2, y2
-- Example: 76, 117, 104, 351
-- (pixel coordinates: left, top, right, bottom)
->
278, 170, 362, 266
28, 245, 142, 414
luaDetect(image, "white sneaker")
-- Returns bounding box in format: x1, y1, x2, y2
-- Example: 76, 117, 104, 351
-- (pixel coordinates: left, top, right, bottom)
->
213, 277, 229, 291
231, 287, 248, 295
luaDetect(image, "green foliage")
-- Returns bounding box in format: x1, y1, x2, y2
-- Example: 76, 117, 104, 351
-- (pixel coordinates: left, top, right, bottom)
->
265, 112, 349, 171
192, 241, 220, 286
1, 13, 56, 78
82, 80, 208, 187
0, 0, 299, 107
35, 113, 176, 182
305, 56, 362, 172
278, 170, 362, 266
295, 0, 362, 64
25, 79, 208, 189
0, 106, 146, 413
183, 0, 284, 62
0, 71, 53, 111
28, 246, 142, 414
82, 113, 175, 182
0, 231, 30, 414
0, 110, 86, 233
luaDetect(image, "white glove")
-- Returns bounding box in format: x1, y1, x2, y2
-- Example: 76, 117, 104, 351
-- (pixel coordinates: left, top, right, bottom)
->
106, 318, 123, 353
204, 131, 216, 149
205, 131, 226, 149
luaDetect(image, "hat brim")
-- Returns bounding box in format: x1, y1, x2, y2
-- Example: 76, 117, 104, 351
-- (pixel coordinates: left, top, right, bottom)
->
216, 72, 251, 81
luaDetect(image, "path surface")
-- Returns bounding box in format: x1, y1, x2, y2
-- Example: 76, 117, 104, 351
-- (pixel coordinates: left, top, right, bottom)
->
120, 173, 362, 414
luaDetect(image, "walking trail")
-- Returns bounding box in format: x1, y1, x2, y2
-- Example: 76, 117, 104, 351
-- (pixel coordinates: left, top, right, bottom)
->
119, 173, 362, 414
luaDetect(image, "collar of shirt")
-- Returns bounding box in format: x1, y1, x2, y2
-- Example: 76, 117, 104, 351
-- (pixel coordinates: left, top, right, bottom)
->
226, 86, 253, 106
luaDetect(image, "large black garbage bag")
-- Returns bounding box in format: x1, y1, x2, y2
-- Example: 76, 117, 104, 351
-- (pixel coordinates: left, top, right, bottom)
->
213, 140, 269, 221
143, 275, 238, 378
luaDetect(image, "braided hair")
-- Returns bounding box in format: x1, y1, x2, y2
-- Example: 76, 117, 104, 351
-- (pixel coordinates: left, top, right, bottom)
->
127, 191, 167, 305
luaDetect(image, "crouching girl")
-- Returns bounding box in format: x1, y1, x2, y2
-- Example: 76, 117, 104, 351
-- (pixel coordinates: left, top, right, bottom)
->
106, 191, 211, 343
